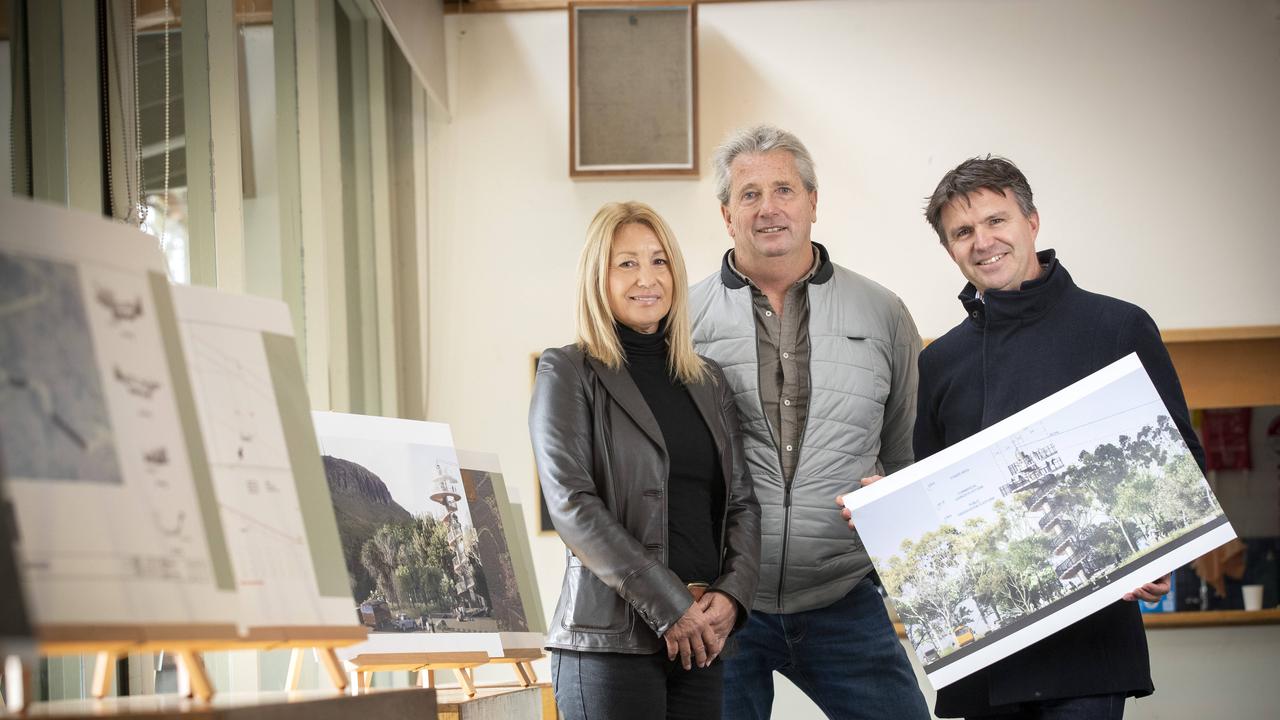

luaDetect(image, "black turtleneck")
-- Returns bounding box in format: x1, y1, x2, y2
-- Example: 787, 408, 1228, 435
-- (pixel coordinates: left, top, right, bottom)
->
617, 322, 724, 585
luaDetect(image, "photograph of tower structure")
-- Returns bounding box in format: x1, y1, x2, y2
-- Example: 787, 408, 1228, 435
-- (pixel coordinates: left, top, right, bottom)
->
428, 462, 486, 618
846, 356, 1235, 688
997, 436, 1105, 589
312, 413, 501, 635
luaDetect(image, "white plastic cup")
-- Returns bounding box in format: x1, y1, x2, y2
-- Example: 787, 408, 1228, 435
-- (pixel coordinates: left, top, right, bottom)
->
1242, 584, 1264, 611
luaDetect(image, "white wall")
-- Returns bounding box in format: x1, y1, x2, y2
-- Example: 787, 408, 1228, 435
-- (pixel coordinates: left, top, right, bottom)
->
425, 1, 1280, 715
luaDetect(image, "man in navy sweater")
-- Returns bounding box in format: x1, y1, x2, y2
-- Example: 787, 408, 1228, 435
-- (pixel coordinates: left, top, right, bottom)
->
907, 156, 1206, 719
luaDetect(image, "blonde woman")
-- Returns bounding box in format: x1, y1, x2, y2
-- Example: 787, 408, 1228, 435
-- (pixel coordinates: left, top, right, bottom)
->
530, 202, 760, 720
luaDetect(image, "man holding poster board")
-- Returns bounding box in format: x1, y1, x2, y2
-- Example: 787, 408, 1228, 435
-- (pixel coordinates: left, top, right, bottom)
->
845, 157, 1208, 719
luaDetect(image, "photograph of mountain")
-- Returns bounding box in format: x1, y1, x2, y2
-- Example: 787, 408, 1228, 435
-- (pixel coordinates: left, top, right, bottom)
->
314, 413, 508, 635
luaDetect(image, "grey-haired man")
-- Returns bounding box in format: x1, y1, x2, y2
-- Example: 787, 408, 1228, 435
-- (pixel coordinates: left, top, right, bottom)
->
689, 125, 929, 719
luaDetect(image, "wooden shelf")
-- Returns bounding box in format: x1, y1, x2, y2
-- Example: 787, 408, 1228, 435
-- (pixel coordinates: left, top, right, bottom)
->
923, 325, 1280, 409
1160, 325, 1280, 344
1137, 608, 1280, 629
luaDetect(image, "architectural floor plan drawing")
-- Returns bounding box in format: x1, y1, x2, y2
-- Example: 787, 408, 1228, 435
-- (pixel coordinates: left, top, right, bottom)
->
0, 196, 235, 628
845, 355, 1236, 690
174, 284, 356, 632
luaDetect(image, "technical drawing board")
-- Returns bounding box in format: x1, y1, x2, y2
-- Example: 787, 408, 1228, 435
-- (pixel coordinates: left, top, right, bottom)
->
172, 284, 359, 636
0, 196, 236, 640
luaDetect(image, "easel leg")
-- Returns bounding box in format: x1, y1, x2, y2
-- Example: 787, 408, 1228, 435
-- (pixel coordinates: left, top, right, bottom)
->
453, 667, 476, 698
514, 660, 535, 687
348, 670, 369, 696
346, 669, 361, 696
177, 651, 214, 702
285, 648, 304, 691
3, 655, 32, 714
315, 647, 347, 692
424, 669, 436, 689
91, 651, 119, 699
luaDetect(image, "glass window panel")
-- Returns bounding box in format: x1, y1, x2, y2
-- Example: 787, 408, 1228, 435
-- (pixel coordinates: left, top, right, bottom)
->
239, 19, 281, 300
136, 12, 189, 283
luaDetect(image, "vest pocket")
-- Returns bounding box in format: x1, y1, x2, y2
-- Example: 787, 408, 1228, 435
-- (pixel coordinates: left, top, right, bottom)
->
562, 558, 630, 633
843, 336, 890, 403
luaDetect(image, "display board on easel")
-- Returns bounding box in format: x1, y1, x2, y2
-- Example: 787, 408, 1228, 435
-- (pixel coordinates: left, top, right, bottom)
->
0, 197, 365, 707
456, 449, 546, 636
0, 196, 239, 704
312, 414, 547, 694
456, 449, 547, 687
173, 285, 360, 634
169, 284, 366, 687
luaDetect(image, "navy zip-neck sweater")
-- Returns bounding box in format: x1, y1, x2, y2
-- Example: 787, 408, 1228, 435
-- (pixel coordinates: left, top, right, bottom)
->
917, 250, 1206, 717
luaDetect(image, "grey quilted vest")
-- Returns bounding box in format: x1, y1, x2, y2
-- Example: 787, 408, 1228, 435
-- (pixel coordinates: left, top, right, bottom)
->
689, 244, 921, 613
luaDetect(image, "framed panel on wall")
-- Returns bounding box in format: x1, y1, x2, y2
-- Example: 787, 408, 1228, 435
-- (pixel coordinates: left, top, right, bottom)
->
570, 2, 698, 177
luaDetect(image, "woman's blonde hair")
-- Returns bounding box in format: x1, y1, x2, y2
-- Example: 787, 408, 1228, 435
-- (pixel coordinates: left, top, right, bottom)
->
575, 201, 708, 385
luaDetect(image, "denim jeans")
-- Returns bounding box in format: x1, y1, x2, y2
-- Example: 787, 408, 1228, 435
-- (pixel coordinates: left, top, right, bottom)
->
969, 694, 1126, 720
551, 648, 724, 720
721, 578, 929, 719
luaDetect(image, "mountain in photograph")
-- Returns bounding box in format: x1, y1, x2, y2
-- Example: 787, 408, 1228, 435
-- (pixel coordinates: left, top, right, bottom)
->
323, 455, 412, 600
322, 453, 497, 632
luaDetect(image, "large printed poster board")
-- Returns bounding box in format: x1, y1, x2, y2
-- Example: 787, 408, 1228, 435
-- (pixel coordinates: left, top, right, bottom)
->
845, 355, 1235, 689
0, 196, 235, 632
173, 285, 357, 633
313, 413, 536, 658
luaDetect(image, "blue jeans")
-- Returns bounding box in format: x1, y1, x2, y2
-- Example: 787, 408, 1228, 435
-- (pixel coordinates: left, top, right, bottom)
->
722, 578, 929, 719
552, 648, 724, 720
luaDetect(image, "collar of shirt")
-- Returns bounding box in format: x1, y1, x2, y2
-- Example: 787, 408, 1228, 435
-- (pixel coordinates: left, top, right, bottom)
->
726, 245, 822, 291
962, 250, 1068, 323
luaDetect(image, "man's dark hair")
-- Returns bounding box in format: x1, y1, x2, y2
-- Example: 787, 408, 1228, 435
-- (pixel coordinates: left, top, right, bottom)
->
924, 156, 1036, 245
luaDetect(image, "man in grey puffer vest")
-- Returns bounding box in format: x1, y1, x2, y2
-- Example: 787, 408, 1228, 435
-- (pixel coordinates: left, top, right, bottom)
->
690, 125, 929, 719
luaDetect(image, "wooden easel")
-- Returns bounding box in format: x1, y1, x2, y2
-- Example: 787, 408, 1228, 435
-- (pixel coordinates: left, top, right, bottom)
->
271, 625, 372, 693
3, 623, 369, 712
343, 651, 491, 698
485, 648, 543, 688
30, 623, 241, 707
